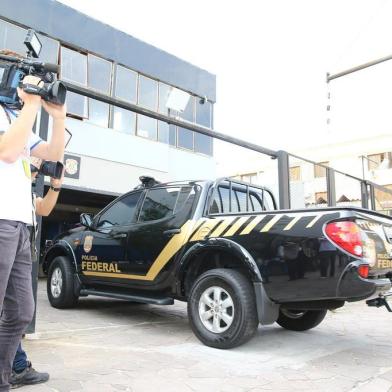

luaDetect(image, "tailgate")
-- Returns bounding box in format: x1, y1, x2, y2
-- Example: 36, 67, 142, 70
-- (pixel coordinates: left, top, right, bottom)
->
355, 211, 392, 276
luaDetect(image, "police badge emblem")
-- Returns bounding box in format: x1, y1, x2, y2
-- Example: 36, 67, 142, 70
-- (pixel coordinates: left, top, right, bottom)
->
84, 235, 94, 253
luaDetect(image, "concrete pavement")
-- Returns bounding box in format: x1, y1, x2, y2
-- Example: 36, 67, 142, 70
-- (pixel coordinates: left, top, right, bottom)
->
18, 280, 392, 392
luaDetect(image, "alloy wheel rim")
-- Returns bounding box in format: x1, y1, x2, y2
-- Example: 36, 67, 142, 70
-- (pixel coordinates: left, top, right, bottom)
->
198, 286, 235, 334
281, 309, 306, 319
51, 267, 63, 299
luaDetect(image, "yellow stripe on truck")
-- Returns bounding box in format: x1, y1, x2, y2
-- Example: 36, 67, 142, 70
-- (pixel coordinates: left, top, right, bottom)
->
209, 217, 236, 237
83, 219, 195, 281
306, 215, 322, 228
223, 216, 250, 237
240, 215, 264, 235
260, 215, 282, 232
284, 216, 301, 231
189, 219, 210, 242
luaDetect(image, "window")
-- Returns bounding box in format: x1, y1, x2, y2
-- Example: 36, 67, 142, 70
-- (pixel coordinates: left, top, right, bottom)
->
219, 187, 230, 213
174, 187, 195, 214
230, 189, 240, 213
169, 125, 176, 146
61, 47, 87, 117
0, 20, 28, 55
139, 188, 180, 222
158, 121, 169, 143
115, 65, 137, 103
262, 191, 275, 211
138, 75, 158, 110
314, 162, 328, 178
137, 114, 157, 140
38, 35, 59, 64
88, 99, 109, 128
87, 56, 111, 127
96, 192, 141, 229
158, 82, 172, 115
113, 107, 136, 134
88, 54, 112, 93
0, 18, 59, 63
250, 194, 263, 212
180, 96, 194, 122
194, 133, 213, 156
61, 47, 87, 85
210, 182, 275, 214
236, 189, 248, 211
290, 166, 301, 181
177, 127, 194, 150
210, 193, 222, 214
196, 98, 212, 128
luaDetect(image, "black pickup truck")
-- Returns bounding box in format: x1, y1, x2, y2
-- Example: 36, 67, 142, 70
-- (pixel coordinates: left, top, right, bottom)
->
43, 177, 392, 349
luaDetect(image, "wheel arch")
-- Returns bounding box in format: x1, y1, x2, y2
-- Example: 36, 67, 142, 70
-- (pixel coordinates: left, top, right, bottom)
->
43, 241, 77, 274
176, 237, 262, 298
176, 238, 280, 325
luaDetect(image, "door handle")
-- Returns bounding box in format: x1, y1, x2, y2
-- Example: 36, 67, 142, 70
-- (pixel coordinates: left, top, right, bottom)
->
163, 229, 181, 237
111, 233, 127, 239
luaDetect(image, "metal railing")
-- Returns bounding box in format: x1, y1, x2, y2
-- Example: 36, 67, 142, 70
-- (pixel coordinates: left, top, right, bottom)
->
58, 81, 392, 212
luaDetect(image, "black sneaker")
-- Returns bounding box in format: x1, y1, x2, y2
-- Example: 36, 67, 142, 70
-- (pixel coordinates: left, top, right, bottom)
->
10, 362, 49, 389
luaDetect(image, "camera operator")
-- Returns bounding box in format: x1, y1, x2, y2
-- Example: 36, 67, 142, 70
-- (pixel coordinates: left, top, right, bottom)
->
0, 48, 66, 392
10, 158, 64, 389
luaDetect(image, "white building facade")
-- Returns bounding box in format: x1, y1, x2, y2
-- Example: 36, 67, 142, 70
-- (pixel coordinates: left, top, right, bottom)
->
1, 0, 217, 244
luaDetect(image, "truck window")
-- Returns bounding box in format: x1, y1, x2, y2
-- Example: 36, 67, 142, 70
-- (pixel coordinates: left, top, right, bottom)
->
209, 182, 276, 214
250, 194, 263, 212
139, 188, 180, 222
231, 189, 240, 213
219, 187, 230, 213
262, 190, 275, 210
96, 192, 141, 229
174, 187, 195, 214
236, 190, 247, 211
210, 196, 221, 214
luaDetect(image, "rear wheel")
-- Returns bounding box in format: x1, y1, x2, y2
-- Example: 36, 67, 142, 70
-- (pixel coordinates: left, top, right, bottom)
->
277, 309, 327, 331
188, 269, 258, 349
47, 256, 79, 309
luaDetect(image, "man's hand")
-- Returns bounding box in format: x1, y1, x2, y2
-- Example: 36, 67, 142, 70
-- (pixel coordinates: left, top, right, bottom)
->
17, 75, 42, 107
42, 101, 66, 120
50, 168, 64, 189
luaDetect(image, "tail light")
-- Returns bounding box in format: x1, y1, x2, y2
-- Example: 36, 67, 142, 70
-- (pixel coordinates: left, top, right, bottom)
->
325, 221, 376, 277
325, 221, 363, 257
358, 264, 369, 278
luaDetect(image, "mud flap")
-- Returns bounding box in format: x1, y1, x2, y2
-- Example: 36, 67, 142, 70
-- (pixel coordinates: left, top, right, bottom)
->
254, 282, 280, 325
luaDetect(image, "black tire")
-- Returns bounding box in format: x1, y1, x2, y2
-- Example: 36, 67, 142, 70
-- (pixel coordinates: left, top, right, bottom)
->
47, 256, 79, 309
188, 269, 258, 349
277, 309, 327, 331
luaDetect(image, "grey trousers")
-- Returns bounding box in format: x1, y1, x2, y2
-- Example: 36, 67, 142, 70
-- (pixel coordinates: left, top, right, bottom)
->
0, 220, 34, 392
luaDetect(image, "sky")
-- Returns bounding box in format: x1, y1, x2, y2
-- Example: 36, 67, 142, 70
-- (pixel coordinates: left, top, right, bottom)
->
57, 0, 392, 174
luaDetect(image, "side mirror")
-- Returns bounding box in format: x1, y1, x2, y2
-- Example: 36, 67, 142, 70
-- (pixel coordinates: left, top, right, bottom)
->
80, 213, 93, 228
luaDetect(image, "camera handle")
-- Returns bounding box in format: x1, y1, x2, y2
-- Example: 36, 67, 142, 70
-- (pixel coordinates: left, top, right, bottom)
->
18, 82, 46, 100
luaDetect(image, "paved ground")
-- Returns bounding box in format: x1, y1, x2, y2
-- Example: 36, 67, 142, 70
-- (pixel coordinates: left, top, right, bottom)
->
18, 280, 392, 392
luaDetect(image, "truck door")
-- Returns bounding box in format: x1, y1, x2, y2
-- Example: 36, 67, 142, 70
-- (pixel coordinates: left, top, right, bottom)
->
78, 191, 142, 285
123, 185, 197, 285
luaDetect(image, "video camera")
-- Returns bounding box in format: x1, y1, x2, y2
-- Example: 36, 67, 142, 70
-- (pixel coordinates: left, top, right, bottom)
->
30, 160, 64, 179
0, 29, 66, 109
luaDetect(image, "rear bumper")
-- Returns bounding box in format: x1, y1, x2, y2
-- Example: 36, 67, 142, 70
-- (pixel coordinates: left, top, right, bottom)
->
338, 264, 392, 301
365, 278, 392, 300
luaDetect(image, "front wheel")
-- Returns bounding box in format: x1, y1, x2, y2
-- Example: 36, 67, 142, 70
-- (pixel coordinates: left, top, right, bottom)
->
277, 309, 327, 331
47, 256, 79, 309
188, 269, 259, 349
